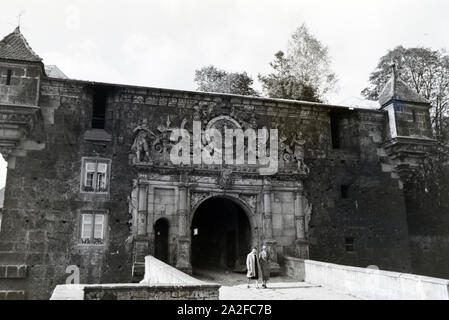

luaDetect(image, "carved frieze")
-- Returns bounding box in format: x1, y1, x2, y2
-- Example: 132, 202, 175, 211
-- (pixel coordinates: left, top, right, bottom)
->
240, 194, 257, 212
131, 116, 183, 164
217, 168, 234, 189
190, 192, 210, 210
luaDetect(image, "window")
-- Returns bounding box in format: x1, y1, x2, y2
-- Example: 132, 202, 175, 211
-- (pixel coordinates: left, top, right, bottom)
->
341, 184, 350, 199
6, 69, 12, 85
412, 109, 417, 122
330, 112, 340, 149
345, 237, 355, 252
81, 158, 110, 193
80, 213, 106, 245
92, 86, 109, 129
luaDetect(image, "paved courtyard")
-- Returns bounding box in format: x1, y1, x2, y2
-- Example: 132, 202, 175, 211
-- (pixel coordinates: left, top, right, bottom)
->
193, 268, 359, 300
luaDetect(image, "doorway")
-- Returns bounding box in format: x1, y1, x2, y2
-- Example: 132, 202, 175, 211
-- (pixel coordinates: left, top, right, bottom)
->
154, 218, 169, 263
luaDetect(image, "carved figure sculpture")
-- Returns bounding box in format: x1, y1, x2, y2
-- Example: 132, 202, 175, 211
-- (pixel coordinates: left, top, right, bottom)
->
131, 119, 154, 162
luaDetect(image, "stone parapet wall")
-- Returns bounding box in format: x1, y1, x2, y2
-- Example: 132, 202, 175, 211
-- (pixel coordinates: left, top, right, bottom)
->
284, 256, 305, 281
284, 257, 449, 300
84, 283, 220, 300
50, 283, 220, 300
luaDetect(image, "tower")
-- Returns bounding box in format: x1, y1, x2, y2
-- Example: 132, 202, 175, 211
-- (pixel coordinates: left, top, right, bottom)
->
0, 27, 44, 164
380, 64, 437, 181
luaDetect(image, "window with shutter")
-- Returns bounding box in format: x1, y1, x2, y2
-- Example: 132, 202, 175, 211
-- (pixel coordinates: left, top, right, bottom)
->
81, 158, 111, 194
81, 214, 93, 244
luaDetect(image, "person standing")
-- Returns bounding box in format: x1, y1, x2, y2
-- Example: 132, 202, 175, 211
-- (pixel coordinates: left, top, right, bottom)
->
246, 248, 260, 288
259, 245, 271, 288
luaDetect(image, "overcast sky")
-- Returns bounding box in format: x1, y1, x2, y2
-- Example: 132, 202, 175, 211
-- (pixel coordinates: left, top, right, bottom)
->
1, 0, 449, 188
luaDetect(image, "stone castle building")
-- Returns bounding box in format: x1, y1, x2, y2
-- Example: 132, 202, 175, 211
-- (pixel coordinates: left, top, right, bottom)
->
0, 27, 446, 299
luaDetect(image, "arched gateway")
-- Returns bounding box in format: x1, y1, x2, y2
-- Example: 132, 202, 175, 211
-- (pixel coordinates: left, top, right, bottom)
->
191, 196, 254, 272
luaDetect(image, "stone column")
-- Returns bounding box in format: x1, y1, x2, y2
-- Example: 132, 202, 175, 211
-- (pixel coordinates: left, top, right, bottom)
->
146, 185, 155, 254
176, 183, 192, 274
294, 186, 309, 259
262, 180, 280, 275
178, 185, 188, 237
137, 185, 148, 236
263, 184, 273, 239
131, 181, 149, 282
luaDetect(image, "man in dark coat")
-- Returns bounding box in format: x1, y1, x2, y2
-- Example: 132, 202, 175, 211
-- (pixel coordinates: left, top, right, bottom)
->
259, 245, 271, 288
246, 248, 260, 288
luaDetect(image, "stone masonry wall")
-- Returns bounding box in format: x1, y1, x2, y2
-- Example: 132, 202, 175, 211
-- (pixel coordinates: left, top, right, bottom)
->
404, 162, 449, 279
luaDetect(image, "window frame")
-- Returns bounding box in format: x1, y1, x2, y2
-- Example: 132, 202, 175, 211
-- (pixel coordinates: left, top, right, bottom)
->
80, 158, 111, 194
79, 211, 107, 246
340, 184, 350, 199
345, 237, 355, 253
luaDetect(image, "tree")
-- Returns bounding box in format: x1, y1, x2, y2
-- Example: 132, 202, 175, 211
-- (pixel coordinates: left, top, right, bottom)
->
258, 24, 337, 102
194, 65, 258, 96
362, 46, 449, 142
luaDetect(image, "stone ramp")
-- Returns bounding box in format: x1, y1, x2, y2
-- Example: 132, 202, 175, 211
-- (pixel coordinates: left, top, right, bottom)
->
220, 282, 359, 300
193, 267, 298, 287
192, 267, 359, 300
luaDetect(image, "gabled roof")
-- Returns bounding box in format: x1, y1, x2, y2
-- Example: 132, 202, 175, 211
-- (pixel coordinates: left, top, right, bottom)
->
45, 65, 68, 79
378, 66, 429, 107
339, 96, 380, 110
0, 27, 42, 62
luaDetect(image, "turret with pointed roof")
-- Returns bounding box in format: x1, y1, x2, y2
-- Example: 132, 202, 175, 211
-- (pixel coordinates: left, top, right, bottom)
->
379, 64, 429, 108
0, 27, 42, 63
0, 26, 44, 101
0, 27, 42, 161
380, 64, 436, 182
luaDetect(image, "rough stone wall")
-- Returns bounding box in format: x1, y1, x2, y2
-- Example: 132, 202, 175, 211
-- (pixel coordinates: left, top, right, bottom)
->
304, 110, 413, 272
0, 61, 41, 106
0, 79, 134, 299
404, 162, 449, 278
0, 76, 420, 299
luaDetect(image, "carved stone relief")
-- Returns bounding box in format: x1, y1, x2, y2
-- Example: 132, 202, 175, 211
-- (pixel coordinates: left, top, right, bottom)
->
190, 192, 210, 210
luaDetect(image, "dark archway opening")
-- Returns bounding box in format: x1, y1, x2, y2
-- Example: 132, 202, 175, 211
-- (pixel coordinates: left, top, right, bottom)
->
154, 218, 169, 263
191, 197, 251, 272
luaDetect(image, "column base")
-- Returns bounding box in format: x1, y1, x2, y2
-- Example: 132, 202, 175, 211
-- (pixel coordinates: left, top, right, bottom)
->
295, 239, 309, 259
264, 239, 281, 276
133, 237, 150, 262
131, 262, 145, 283
175, 237, 192, 275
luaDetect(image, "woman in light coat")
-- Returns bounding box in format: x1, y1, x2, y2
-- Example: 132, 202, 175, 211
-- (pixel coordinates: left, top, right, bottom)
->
246, 248, 260, 288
